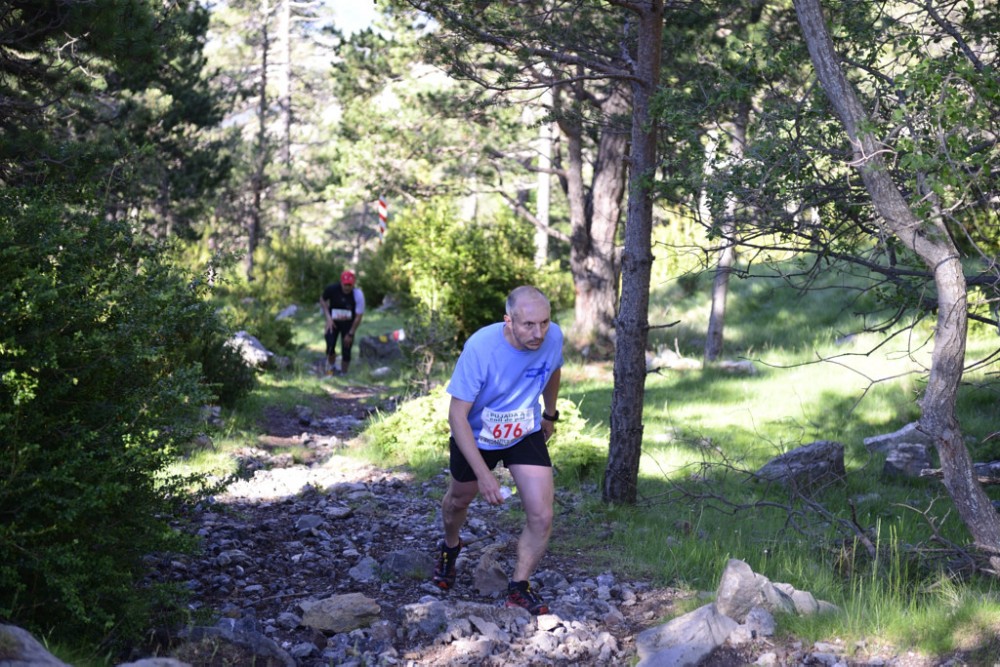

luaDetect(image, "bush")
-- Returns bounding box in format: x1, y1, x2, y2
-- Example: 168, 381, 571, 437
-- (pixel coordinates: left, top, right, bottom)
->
369, 199, 567, 345
0, 189, 225, 648
252, 235, 353, 307
363, 385, 453, 475
215, 297, 297, 359
199, 333, 258, 408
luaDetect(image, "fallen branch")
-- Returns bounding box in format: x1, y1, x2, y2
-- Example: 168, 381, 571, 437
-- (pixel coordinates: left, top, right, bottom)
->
920, 461, 1000, 486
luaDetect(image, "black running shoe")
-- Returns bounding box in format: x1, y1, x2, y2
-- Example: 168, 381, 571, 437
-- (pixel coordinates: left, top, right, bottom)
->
432, 540, 462, 590
505, 580, 549, 615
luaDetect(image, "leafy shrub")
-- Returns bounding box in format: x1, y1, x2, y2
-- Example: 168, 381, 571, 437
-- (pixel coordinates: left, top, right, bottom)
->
0, 189, 225, 647
363, 385, 453, 475
369, 198, 568, 345
533, 259, 575, 319
199, 334, 258, 408
252, 235, 353, 307
215, 297, 296, 358
545, 403, 607, 484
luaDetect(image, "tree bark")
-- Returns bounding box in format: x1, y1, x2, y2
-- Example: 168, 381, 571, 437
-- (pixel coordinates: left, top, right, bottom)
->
534, 87, 553, 268
603, 0, 664, 504
793, 0, 1000, 553
704, 101, 749, 362
568, 84, 629, 354
247, 0, 272, 282
276, 0, 292, 239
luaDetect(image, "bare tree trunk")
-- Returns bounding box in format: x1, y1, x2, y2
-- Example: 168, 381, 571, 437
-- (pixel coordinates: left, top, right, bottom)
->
704, 102, 749, 362
564, 84, 629, 355
794, 0, 1000, 554
275, 0, 292, 239
582, 85, 628, 351
704, 231, 735, 361
603, 0, 664, 505
534, 87, 553, 268
247, 0, 272, 282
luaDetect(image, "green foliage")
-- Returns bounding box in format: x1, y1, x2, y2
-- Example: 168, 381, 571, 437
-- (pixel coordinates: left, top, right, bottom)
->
362, 385, 453, 475
215, 298, 296, 359
542, 405, 607, 484
251, 236, 352, 308
1, 0, 227, 241
0, 187, 224, 648
369, 198, 565, 345
199, 335, 259, 409
533, 259, 576, 321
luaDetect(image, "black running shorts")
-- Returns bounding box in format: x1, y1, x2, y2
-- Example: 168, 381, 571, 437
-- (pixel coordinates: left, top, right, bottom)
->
449, 430, 552, 483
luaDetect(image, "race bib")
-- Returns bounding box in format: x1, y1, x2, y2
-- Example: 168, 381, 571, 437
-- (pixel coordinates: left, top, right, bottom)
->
479, 407, 535, 448
330, 308, 352, 320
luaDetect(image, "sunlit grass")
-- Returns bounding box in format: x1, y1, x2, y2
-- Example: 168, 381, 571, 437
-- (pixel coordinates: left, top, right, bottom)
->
555, 261, 1000, 657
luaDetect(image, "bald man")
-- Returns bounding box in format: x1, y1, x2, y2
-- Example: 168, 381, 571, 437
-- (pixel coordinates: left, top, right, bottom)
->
432, 286, 563, 615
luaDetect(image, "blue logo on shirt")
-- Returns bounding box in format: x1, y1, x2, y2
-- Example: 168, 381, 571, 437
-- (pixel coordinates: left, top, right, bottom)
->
525, 363, 550, 390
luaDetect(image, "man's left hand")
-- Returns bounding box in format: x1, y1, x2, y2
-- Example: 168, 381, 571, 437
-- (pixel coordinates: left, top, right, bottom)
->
541, 419, 555, 441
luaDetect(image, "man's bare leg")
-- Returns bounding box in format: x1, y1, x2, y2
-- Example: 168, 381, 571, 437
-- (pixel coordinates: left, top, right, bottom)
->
508, 464, 554, 581
441, 479, 478, 547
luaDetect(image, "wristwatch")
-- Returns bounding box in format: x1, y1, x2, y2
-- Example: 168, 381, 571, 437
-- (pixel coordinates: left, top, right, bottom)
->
542, 410, 559, 422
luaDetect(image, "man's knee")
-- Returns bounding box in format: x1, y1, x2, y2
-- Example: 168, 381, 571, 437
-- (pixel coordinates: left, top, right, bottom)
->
525, 505, 553, 534
444, 482, 477, 511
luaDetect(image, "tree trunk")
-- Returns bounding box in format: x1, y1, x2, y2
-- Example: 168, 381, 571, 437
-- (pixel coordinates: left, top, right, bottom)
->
534, 90, 553, 268
244, 0, 271, 282
247, 0, 272, 282
704, 102, 749, 362
276, 0, 292, 239
559, 83, 629, 355
794, 0, 1000, 554
603, 0, 664, 504
704, 230, 735, 361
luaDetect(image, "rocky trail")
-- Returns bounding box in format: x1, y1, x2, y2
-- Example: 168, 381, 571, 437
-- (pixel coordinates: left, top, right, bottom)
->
139, 377, 952, 667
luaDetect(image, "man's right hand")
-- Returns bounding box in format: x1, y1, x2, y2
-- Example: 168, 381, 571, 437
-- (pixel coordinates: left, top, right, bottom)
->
478, 474, 505, 505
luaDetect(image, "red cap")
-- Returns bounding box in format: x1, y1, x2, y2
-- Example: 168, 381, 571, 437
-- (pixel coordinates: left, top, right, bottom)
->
341, 270, 356, 285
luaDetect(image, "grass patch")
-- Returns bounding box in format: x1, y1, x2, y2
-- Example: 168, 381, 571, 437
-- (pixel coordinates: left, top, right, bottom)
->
560, 260, 1000, 658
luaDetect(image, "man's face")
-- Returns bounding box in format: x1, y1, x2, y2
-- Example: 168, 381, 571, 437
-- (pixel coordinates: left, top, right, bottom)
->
341, 281, 353, 293
505, 296, 551, 351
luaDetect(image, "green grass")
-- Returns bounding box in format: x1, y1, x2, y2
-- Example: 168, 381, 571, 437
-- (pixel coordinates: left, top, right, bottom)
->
554, 263, 1000, 658
574, 263, 1000, 657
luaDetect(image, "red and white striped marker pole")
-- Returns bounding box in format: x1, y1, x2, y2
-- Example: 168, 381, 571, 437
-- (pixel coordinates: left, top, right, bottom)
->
377, 196, 387, 242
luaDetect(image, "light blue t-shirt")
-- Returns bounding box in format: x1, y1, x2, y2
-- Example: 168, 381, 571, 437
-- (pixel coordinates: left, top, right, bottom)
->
447, 322, 563, 451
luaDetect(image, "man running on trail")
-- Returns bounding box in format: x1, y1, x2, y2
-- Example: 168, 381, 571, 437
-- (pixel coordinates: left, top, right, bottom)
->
320, 270, 364, 375
432, 285, 563, 615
